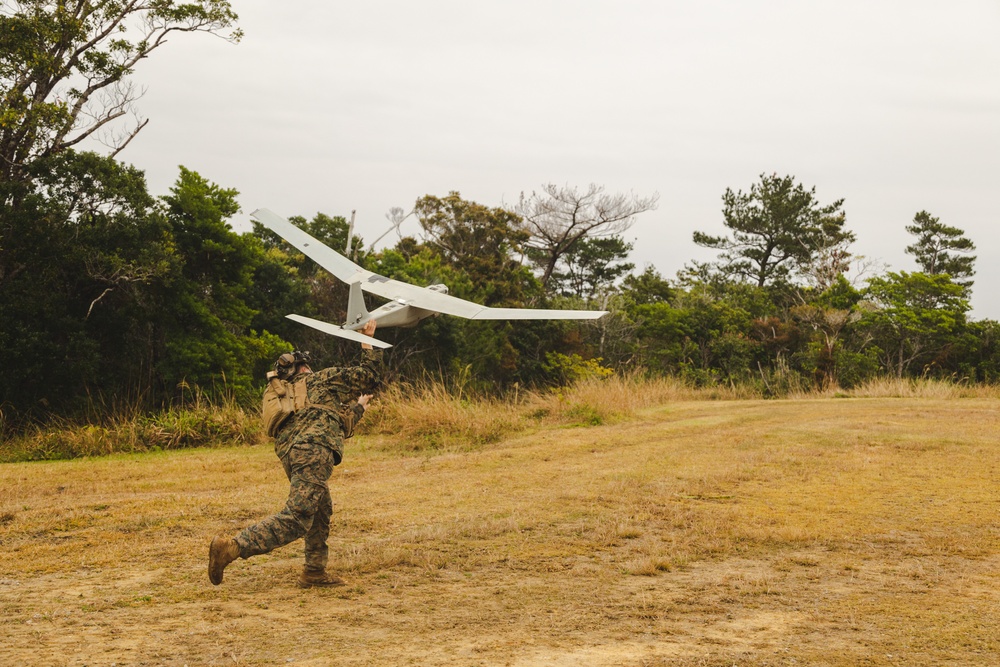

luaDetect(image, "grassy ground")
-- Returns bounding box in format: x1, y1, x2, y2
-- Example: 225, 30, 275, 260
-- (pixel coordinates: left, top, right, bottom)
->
2, 393, 998, 665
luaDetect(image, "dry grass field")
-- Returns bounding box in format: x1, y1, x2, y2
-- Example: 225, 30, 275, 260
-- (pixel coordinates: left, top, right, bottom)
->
2, 391, 999, 665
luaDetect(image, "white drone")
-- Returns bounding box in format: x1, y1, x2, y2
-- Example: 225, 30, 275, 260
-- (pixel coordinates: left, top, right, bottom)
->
251, 208, 607, 349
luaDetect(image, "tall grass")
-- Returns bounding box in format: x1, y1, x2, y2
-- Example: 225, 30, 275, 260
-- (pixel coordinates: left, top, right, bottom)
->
846, 376, 998, 399
3, 373, 998, 463
0, 394, 263, 462
363, 381, 525, 451
365, 373, 781, 454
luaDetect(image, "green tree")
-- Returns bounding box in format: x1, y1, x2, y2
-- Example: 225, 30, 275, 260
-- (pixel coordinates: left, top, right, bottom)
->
956, 319, 1000, 382
0, 150, 171, 415
905, 210, 976, 288
0, 0, 240, 184
860, 271, 969, 377
244, 243, 311, 342
0, 1, 245, 423
627, 300, 688, 373
415, 192, 531, 307
694, 173, 853, 288
632, 281, 766, 385
553, 235, 635, 301
790, 276, 865, 387
678, 298, 761, 385
154, 167, 284, 396
622, 266, 674, 305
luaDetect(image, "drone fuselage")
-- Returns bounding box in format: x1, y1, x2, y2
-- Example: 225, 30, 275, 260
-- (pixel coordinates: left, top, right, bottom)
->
343, 283, 448, 330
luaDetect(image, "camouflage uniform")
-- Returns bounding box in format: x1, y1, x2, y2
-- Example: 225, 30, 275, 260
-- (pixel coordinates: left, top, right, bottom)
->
234, 348, 382, 572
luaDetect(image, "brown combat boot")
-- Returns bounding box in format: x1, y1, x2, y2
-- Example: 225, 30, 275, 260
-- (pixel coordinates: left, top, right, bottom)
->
208, 535, 240, 585
298, 568, 348, 588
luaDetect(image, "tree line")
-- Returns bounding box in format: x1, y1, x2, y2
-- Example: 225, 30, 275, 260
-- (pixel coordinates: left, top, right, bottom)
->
0, 2, 993, 429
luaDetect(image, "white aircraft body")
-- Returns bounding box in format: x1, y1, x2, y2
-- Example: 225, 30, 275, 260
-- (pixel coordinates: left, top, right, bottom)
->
251, 208, 607, 349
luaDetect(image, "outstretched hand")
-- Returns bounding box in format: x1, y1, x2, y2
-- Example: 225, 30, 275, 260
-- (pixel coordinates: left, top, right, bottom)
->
360, 319, 377, 349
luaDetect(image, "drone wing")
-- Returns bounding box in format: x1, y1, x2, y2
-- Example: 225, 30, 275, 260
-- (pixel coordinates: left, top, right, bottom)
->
467, 307, 606, 320
250, 208, 607, 321
251, 208, 367, 284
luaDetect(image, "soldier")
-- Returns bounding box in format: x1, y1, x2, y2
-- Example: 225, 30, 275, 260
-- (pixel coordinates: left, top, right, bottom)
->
209, 319, 383, 588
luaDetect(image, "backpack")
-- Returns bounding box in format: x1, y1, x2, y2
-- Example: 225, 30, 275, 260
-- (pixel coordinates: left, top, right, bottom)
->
261, 371, 310, 437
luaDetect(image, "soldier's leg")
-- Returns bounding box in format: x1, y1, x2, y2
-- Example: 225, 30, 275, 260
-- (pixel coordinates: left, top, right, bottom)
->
303, 484, 333, 572
234, 444, 334, 559
297, 486, 348, 587
302, 431, 342, 573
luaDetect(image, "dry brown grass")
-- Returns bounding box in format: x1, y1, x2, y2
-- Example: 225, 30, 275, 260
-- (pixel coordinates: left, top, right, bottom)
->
3, 392, 999, 665
0, 398, 263, 462
362, 373, 767, 455
362, 381, 526, 451
844, 376, 998, 399
7, 375, 997, 463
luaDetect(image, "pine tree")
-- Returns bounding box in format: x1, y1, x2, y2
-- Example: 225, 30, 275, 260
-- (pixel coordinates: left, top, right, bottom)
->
905, 211, 976, 289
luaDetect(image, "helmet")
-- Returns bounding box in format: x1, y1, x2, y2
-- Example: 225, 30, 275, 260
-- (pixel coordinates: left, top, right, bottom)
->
274, 350, 312, 381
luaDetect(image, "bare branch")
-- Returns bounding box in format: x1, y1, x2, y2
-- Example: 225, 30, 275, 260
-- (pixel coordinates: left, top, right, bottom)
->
107, 117, 149, 159
86, 287, 114, 320
514, 183, 658, 288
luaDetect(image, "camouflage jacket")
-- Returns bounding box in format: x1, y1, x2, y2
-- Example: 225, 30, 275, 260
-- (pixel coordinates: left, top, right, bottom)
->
273, 348, 383, 464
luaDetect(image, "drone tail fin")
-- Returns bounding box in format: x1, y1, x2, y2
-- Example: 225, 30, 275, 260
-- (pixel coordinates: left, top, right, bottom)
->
345, 281, 370, 328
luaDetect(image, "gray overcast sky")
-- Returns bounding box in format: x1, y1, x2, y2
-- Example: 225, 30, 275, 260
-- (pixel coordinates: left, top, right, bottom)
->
114, 1, 1000, 317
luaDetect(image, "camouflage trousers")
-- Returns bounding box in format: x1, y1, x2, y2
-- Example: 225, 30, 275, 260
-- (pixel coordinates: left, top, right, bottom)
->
234, 442, 336, 572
